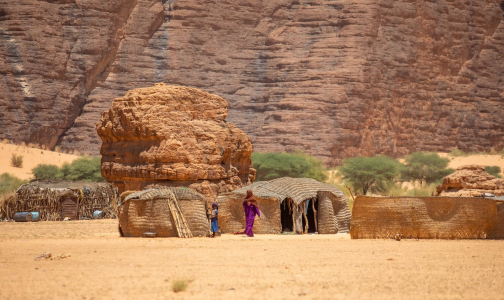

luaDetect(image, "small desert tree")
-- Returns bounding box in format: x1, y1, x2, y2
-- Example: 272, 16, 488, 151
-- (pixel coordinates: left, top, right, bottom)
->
400, 152, 454, 186
339, 155, 402, 195
252, 151, 327, 182
485, 166, 502, 178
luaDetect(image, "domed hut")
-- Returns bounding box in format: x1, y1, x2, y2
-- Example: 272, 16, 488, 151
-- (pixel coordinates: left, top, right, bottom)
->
118, 187, 210, 238
1, 181, 117, 221
217, 177, 351, 234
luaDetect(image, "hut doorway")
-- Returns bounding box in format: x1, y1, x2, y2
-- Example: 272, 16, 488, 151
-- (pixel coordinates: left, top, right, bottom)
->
302, 199, 318, 233
280, 198, 294, 232
61, 198, 77, 220
60, 191, 78, 220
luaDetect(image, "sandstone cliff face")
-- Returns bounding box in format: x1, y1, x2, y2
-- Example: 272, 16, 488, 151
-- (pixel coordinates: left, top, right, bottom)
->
96, 83, 255, 198
437, 165, 504, 196
1, 0, 504, 165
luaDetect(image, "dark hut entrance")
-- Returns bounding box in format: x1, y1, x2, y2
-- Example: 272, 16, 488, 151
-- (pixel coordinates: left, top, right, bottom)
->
280, 198, 294, 232
302, 198, 319, 233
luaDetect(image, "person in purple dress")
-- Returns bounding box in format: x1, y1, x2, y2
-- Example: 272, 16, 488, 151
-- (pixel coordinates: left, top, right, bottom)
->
243, 190, 260, 237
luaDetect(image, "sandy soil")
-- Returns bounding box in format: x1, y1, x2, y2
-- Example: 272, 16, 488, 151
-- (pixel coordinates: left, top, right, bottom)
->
1, 220, 503, 300
0, 143, 80, 179
440, 153, 504, 176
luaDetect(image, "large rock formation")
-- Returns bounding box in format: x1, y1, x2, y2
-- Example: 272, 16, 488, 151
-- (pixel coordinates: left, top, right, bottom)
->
2, 0, 504, 165
96, 83, 255, 199
437, 165, 504, 196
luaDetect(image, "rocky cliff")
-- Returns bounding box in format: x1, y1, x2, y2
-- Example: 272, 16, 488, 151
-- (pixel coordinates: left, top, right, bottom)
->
96, 83, 255, 197
437, 164, 504, 196
1, 0, 504, 165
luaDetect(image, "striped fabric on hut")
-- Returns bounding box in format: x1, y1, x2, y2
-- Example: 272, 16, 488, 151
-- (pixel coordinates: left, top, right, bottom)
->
0, 182, 117, 221
118, 188, 210, 238
217, 177, 351, 235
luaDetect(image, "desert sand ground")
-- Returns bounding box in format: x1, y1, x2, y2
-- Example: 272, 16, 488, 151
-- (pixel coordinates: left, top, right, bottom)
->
1, 220, 503, 300
0, 143, 80, 180
441, 153, 504, 175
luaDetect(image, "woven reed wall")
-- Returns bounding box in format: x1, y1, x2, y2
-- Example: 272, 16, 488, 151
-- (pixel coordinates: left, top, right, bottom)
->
351, 196, 497, 239
488, 202, 504, 239
317, 191, 351, 233
179, 199, 210, 237
118, 198, 178, 237
218, 193, 282, 234
317, 192, 338, 234
1, 183, 117, 221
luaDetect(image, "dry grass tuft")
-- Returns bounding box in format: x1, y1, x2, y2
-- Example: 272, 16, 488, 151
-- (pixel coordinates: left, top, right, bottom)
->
10, 154, 23, 168
171, 280, 189, 293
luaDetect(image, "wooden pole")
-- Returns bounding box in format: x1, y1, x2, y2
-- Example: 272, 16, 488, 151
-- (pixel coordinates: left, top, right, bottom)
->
312, 197, 318, 233
346, 186, 355, 202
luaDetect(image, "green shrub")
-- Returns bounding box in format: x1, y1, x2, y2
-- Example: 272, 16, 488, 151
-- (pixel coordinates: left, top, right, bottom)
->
449, 148, 465, 157
386, 182, 438, 197
10, 154, 23, 168
0, 173, 28, 196
485, 166, 502, 178
252, 151, 327, 182
31, 157, 104, 182
339, 155, 402, 195
64, 156, 104, 182
32, 164, 60, 180
171, 280, 188, 293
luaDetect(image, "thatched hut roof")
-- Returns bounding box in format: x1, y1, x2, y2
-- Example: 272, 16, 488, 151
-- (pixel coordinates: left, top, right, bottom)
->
231, 177, 346, 204
124, 187, 206, 203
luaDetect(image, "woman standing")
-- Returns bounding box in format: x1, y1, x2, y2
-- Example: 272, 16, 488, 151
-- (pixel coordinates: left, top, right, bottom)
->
210, 202, 219, 238
243, 190, 260, 237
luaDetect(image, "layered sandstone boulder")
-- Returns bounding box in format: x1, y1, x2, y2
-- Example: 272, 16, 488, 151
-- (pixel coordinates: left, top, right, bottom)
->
96, 83, 255, 199
437, 165, 504, 197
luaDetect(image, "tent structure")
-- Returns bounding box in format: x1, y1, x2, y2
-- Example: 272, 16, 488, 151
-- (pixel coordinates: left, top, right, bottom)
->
118, 187, 210, 238
0, 181, 117, 221
217, 177, 351, 234
351, 196, 502, 239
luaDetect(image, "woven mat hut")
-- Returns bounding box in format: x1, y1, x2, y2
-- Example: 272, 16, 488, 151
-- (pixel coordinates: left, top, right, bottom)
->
118, 187, 210, 238
351, 196, 499, 239
488, 201, 504, 239
0, 181, 117, 221
217, 177, 351, 234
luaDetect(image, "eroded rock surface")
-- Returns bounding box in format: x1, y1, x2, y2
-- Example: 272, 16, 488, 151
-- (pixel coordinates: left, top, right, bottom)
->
96, 83, 255, 198
2, 0, 504, 165
437, 165, 504, 196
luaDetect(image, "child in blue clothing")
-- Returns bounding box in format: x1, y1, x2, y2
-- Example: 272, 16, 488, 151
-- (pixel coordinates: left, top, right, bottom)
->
210, 202, 219, 238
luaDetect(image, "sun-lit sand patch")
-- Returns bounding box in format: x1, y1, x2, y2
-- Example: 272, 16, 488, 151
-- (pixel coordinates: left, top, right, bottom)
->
0, 143, 80, 179
439, 153, 504, 176
0, 220, 503, 299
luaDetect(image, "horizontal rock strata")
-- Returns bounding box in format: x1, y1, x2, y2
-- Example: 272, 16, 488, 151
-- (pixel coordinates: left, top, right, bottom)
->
1, 0, 504, 165
437, 165, 504, 196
